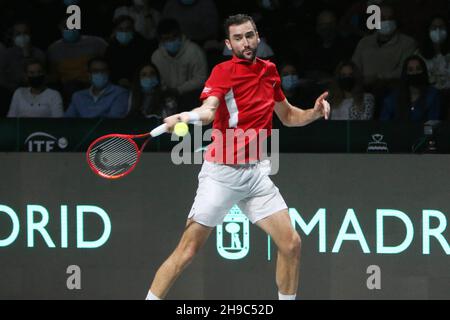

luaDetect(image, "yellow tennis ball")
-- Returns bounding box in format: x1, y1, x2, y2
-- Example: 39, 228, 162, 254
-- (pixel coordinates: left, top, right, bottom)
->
174, 122, 189, 137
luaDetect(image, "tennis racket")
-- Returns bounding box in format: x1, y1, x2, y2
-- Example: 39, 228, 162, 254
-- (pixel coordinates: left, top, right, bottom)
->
86, 123, 168, 179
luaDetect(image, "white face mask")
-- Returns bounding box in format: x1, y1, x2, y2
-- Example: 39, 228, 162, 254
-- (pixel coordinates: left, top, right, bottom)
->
379, 20, 397, 36
430, 29, 447, 44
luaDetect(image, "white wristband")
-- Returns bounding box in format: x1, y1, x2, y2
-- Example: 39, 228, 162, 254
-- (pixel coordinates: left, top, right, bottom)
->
182, 112, 201, 124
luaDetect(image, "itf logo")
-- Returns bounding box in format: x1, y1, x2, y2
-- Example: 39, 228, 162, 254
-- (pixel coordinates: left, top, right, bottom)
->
216, 205, 250, 260
24, 132, 68, 152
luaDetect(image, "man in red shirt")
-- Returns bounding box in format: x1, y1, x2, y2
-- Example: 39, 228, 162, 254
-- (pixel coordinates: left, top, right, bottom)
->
146, 14, 330, 301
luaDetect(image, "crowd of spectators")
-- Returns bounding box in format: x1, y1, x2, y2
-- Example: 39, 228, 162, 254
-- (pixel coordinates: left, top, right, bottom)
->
0, 0, 449, 122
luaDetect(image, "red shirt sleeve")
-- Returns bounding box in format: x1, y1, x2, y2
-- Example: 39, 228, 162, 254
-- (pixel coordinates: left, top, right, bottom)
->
200, 64, 230, 101
272, 64, 286, 102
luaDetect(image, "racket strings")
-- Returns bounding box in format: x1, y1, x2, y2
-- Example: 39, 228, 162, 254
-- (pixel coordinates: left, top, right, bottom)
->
88, 137, 139, 177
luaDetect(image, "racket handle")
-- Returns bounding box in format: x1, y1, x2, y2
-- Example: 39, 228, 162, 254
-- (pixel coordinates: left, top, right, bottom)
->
150, 124, 168, 137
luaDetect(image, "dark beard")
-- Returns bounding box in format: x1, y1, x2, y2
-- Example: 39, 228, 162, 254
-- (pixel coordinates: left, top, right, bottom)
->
234, 47, 257, 61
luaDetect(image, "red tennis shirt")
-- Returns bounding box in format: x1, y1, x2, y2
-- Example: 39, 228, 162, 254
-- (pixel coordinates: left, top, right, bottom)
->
200, 55, 285, 164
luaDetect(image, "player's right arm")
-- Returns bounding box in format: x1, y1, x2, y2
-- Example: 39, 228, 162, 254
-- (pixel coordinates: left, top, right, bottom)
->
163, 96, 220, 132
164, 64, 228, 132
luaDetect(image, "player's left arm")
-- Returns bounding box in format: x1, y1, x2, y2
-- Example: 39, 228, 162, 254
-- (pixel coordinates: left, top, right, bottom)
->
274, 92, 331, 127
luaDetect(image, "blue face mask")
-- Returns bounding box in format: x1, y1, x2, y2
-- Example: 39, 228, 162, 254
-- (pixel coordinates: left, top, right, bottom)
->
116, 32, 134, 45
91, 73, 109, 89
282, 75, 300, 91
163, 38, 182, 55
140, 77, 159, 92
63, 29, 80, 43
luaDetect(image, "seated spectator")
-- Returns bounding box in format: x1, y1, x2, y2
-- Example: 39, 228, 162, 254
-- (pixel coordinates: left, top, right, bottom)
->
65, 57, 129, 118
352, 3, 417, 86
105, 15, 155, 89
0, 21, 46, 91
420, 16, 450, 119
381, 55, 441, 121
419, 16, 450, 90
162, 0, 219, 45
47, 18, 109, 104
304, 10, 358, 85
128, 63, 178, 118
328, 61, 375, 120
114, 0, 161, 42
393, 0, 448, 45
279, 63, 317, 107
151, 19, 208, 111
7, 60, 63, 118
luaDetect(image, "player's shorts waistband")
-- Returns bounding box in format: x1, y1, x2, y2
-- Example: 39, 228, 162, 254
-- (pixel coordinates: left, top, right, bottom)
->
204, 159, 268, 168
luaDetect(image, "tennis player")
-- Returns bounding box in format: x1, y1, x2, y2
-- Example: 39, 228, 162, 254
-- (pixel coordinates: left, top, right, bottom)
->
146, 14, 331, 301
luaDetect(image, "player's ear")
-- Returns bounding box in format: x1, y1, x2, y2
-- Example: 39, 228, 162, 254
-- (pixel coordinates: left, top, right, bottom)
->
257, 32, 261, 44
225, 38, 232, 50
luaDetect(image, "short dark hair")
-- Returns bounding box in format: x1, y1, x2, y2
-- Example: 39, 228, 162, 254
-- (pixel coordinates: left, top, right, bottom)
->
157, 19, 181, 37
401, 55, 429, 82
224, 14, 257, 39
87, 57, 109, 70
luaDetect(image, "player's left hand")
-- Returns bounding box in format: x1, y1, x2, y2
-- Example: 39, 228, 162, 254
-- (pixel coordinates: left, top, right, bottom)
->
314, 92, 331, 120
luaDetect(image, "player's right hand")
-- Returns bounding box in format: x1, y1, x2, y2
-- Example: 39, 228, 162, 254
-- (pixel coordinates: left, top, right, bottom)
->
163, 113, 190, 132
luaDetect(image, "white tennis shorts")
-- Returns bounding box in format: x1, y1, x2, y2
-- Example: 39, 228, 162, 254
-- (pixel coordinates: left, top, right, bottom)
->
188, 160, 288, 227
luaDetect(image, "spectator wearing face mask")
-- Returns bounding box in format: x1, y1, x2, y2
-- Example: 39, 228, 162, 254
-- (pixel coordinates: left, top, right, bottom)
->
279, 63, 317, 107
128, 63, 178, 119
162, 0, 219, 45
419, 16, 450, 90
381, 55, 441, 121
280, 64, 301, 103
328, 61, 375, 120
151, 19, 208, 111
47, 18, 108, 104
7, 60, 63, 118
393, 0, 448, 45
65, 57, 129, 118
0, 21, 46, 92
105, 15, 155, 89
114, 0, 161, 42
352, 3, 417, 86
419, 16, 450, 119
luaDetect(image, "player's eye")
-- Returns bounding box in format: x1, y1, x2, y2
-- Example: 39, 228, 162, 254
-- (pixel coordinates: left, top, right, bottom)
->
245, 32, 255, 39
